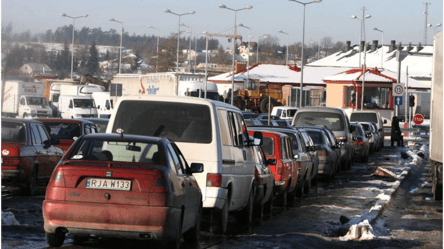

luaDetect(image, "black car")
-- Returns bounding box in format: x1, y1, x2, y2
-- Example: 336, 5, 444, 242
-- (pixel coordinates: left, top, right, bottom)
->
81, 118, 109, 133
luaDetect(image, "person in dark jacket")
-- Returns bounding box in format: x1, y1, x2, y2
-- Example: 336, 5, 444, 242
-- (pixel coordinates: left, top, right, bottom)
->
391, 116, 403, 146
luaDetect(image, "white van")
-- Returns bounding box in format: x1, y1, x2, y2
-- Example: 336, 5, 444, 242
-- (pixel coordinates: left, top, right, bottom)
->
92, 92, 113, 118
107, 95, 261, 234
271, 106, 298, 120
59, 95, 98, 119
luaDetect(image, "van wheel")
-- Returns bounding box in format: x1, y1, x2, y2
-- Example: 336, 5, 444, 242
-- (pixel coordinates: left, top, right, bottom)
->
183, 205, 202, 244
22, 169, 37, 196
46, 230, 65, 247
236, 188, 254, 227
211, 197, 229, 234
23, 113, 28, 118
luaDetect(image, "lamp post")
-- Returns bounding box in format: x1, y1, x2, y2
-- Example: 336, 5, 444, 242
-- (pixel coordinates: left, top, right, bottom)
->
351, 9, 371, 68
373, 27, 384, 68
434, 23, 442, 35
147, 25, 160, 73
257, 35, 268, 64
60, 13, 88, 79
180, 23, 193, 72
278, 30, 289, 65
164, 9, 195, 73
289, 0, 322, 108
109, 18, 123, 74
238, 23, 252, 87
219, 4, 253, 106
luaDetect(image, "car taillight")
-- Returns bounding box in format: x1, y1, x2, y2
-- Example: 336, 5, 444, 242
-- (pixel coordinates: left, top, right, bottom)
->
296, 161, 301, 169
46, 168, 66, 201
318, 150, 329, 156
207, 173, 222, 187
152, 177, 168, 193
254, 167, 261, 182
51, 170, 66, 187
353, 141, 364, 145
276, 161, 283, 176
2, 156, 21, 165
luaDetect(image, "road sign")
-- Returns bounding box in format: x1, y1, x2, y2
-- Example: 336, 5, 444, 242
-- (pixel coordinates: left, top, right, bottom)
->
394, 96, 403, 106
393, 83, 405, 96
413, 114, 424, 125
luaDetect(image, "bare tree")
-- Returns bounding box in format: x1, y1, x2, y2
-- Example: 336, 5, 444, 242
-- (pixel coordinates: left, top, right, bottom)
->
320, 36, 334, 52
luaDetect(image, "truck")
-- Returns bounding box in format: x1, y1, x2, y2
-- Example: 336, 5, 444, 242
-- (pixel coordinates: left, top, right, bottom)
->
58, 95, 98, 119
112, 72, 220, 100
54, 84, 103, 117
92, 92, 113, 118
430, 32, 443, 201
2, 81, 53, 118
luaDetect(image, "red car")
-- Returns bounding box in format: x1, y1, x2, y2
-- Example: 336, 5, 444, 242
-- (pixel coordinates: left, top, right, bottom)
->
36, 118, 98, 153
1, 118, 63, 195
248, 129, 298, 207
42, 133, 203, 248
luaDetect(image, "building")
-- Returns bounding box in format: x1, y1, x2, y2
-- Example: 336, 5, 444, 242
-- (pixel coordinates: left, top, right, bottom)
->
20, 63, 53, 76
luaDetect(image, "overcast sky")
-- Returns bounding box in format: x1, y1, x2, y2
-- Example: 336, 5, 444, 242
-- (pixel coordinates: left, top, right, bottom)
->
2, 0, 443, 48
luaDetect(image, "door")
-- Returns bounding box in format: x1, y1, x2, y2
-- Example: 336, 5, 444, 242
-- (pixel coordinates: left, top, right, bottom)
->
30, 124, 48, 178
37, 124, 60, 179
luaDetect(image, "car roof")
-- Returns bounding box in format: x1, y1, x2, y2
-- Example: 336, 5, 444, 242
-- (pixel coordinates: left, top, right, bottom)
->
81, 118, 109, 123
36, 118, 95, 125
247, 128, 289, 138
295, 106, 344, 114
80, 133, 167, 143
1, 118, 43, 125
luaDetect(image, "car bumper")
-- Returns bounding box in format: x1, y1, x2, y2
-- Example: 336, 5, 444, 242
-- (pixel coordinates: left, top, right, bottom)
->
203, 187, 228, 210
43, 200, 181, 241
1, 169, 27, 186
318, 161, 334, 175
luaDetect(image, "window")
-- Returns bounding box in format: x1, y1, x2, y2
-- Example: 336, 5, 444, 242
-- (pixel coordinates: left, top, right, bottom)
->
307, 130, 324, 145
284, 138, 293, 159
1, 122, 26, 143
218, 109, 232, 146
262, 137, 274, 156
294, 112, 345, 131
26, 97, 48, 107
84, 125, 92, 135
281, 138, 287, 159
73, 99, 95, 108
167, 144, 184, 175
20, 97, 26, 106
37, 125, 50, 142
322, 131, 332, 147
42, 122, 81, 140
31, 125, 42, 145
52, 94, 59, 103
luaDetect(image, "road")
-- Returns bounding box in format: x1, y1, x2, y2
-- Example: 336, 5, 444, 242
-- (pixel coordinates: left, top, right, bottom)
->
2, 141, 442, 249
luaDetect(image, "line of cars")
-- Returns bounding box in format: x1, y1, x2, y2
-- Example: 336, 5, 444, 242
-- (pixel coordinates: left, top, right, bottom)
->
1, 97, 385, 248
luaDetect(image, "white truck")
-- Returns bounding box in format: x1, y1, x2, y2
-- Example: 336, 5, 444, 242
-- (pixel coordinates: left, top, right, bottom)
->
2, 81, 53, 118
92, 92, 113, 118
55, 84, 103, 118
430, 32, 443, 200
112, 73, 220, 100
58, 95, 98, 119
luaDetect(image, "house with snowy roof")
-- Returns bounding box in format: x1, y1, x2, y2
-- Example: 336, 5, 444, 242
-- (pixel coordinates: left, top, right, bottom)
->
20, 63, 53, 76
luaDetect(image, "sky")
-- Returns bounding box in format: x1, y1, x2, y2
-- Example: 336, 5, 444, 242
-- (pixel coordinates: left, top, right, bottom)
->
2, 0, 443, 49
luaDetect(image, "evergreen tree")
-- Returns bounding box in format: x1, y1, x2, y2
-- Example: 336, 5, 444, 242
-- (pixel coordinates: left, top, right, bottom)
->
131, 52, 142, 72
86, 41, 99, 75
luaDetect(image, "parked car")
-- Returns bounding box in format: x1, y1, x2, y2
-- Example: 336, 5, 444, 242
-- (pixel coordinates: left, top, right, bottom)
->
251, 145, 275, 221
370, 122, 382, 152
36, 118, 98, 153
106, 95, 262, 234
350, 122, 370, 163
293, 107, 354, 171
259, 119, 280, 126
271, 106, 298, 120
242, 111, 259, 120
349, 111, 387, 149
81, 118, 109, 133
274, 119, 292, 127
248, 129, 298, 207
245, 118, 264, 127
1, 118, 63, 195
304, 127, 339, 183
359, 122, 377, 154
256, 113, 280, 121
42, 133, 204, 248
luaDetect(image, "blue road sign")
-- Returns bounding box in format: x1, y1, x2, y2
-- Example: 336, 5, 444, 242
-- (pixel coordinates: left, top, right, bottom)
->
394, 96, 403, 106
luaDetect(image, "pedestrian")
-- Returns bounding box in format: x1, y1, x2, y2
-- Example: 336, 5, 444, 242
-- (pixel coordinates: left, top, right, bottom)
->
391, 116, 403, 147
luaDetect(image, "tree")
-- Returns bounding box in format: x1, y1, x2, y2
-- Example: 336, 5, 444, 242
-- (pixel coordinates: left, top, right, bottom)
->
131, 52, 142, 72
86, 41, 99, 75
157, 36, 177, 72
321, 36, 334, 53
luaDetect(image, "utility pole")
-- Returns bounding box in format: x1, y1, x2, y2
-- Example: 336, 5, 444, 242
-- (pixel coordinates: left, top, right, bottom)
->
423, 2, 431, 45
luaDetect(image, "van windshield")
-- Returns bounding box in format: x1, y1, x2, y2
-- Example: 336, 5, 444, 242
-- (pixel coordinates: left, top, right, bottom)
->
294, 112, 344, 131
112, 100, 212, 143
73, 99, 95, 108
26, 97, 48, 107
350, 113, 377, 123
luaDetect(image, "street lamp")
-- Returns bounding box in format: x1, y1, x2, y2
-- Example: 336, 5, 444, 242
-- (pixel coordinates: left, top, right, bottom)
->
60, 13, 88, 79
278, 30, 289, 65
289, 0, 322, 107
238, 23, 252, 87
180, 23, 193, 72
147, 25, 160, 73
434, 23, 442, 35
351, 12, 371, 68
219, 4, 253, 106
373, 27, 384, 68
164, 9, 196, 73
109, 18, 123, 74
257, 35, 268, 64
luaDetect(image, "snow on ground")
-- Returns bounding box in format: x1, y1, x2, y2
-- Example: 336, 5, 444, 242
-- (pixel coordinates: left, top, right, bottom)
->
2, 211, 20, 226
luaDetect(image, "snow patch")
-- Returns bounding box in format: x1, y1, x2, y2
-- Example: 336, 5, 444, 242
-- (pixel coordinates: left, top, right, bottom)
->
339, 220, 375, 241
2, 211, 20, 226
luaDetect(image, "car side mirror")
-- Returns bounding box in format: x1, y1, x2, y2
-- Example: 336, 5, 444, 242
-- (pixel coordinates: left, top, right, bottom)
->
43, 140, 52, 147
189, 163, 204, 174
51, 138, 59, 145
384, 119, 387, 124
267, 159, 277, 165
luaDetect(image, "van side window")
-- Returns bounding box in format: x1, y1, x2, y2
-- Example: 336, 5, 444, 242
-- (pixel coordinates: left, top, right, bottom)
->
20, 97, 26, 105
217, 109, 232, 146
234, 113, 249, 147
227, 112, 241, 147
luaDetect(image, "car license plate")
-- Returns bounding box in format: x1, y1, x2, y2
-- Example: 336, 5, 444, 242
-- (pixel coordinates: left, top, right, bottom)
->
86, 178, 131, 191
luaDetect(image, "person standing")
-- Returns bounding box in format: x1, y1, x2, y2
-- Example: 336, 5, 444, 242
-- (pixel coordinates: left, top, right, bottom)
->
391, 116, 402, 146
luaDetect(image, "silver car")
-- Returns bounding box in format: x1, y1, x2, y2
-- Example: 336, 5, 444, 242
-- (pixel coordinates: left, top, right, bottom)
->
292, 107, 354, 171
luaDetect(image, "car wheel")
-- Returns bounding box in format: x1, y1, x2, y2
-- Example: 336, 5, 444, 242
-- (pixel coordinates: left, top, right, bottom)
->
211, 196, 229, 234
303, 175, 311, 195
72, 234, 89, 245
264, 191, 274, 216
165, 217, 182, 249
347, 160, 352, 170
433, 170, 443, 201
46, 230, 65, 247
253, 197, 264, 224
236, 187, 254, 227
183, 205, 202, 244
22, 169, 37, 196
295, 181, 304, 199
287, 185, 296, 207
312, 173, 319, 194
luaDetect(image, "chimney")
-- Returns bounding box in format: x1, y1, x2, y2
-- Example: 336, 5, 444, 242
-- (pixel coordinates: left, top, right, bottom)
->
235, 61, 247, 73
389, 40, 396, 52
360, 41, 365, 52
407, 42, 413, 52
372, 40, 378, 52
397, 42, 403, 51
344, 41, 351, 52
417, 42, 423, 52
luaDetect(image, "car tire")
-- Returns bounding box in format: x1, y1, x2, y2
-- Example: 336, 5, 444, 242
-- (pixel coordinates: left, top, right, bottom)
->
211, 197, 229, 234
263, 191, 274, 216
236, 187, 254, 227
46, 231, 65, 247
233, 97, 244, 110
312, 173, 319, 194
287, 185, 296, 207
303, 176, 311, 195
183, 205, 202, 244
295, 181, 304, 199
433, 169, 443, 201
22, 169, 37, 196
72, 234, 89, 245
347, 160, 352, 170
276, 187, 288, 207
253, 198, 264, 224
165, 217, 182, 249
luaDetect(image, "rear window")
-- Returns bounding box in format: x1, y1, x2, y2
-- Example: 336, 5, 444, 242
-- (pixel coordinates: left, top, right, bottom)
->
352, 125, 365, 137
112, 100, 212, 143
95, 122, 109, 133
294, 112, 344, 131
307, 130, 324, 145
350, 113, 378, 123
360, 123, 371, 132
262, 137, 274, 156
68, 138, 161, 164
2, 122, 26, 143
42, 122, 81, 140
